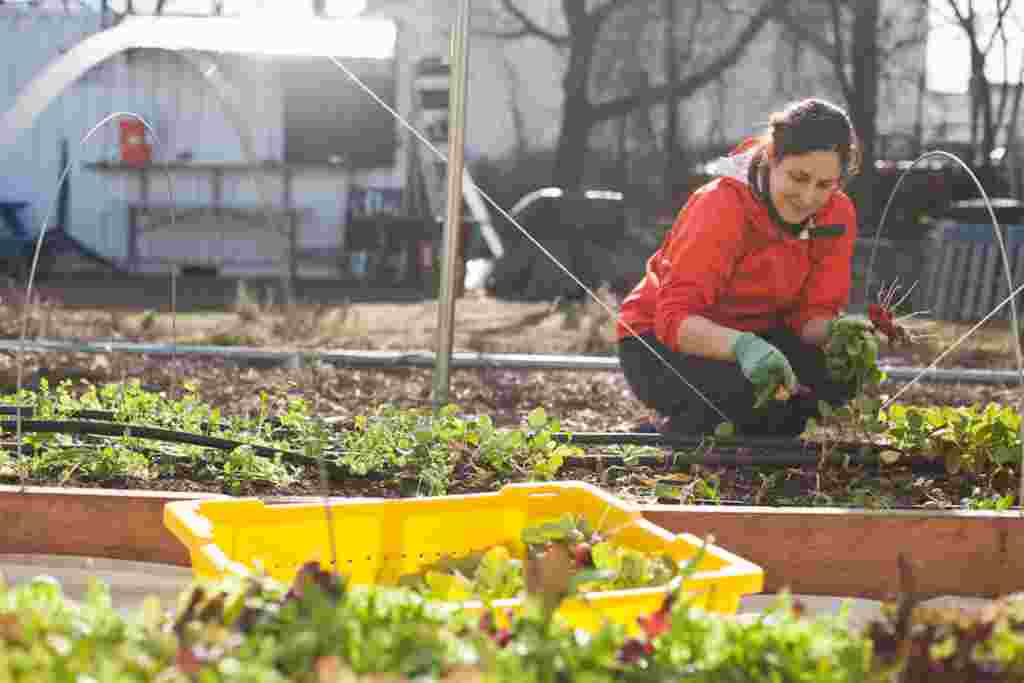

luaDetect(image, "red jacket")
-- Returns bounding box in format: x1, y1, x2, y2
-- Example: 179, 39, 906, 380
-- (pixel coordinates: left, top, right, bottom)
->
616, 145, 858, 352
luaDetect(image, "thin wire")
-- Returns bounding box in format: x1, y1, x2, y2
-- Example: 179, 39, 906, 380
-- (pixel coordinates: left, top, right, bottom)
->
15, 112, 178, 465
325, 56, 730, 424
865, 151, 1023, 387
866, 151, 1024, 513
882, 281, 1024, 407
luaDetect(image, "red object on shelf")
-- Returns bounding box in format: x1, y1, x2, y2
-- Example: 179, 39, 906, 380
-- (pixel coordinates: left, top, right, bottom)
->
119, 119, 151, 167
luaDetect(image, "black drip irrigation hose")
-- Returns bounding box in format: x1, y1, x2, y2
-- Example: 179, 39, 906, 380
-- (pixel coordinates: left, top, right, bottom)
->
0, 419, 333, 469
0, 417, 947, 478
554, 432, 948, 472
555, 432, 802, 449
0, 418, 402, 481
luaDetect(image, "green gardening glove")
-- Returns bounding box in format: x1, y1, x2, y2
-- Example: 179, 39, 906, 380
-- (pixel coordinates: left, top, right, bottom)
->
732, 332, 799, 408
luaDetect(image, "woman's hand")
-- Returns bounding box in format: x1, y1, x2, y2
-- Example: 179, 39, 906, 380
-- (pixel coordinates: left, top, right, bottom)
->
800, 318, 834, 347
732, 332, 798, 407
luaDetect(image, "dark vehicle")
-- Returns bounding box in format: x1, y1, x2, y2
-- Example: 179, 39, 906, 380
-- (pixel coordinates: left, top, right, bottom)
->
485, 188, 646, 301
0, 201, 49, 281
863, 150, 1011, 240
0, 201, 120, 282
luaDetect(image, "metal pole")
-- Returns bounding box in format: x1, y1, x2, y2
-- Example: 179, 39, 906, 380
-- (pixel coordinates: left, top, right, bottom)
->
431, 0, 471, 410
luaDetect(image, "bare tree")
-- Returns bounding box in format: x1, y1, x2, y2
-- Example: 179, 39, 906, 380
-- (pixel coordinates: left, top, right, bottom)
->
771, 0, 929, 230
500, 50, 530, 162
934, 0, 1020, 162
661, 0, 709, 202
105, 0, 171, 23
773, 0, 880, 178
588, 1, 657, 192
911, 0, 929, 156
486, 0, 783, 192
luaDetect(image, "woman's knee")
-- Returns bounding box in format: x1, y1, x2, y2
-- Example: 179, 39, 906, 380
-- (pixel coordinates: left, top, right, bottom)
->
617, 336, 743, 418
617, 338, 664, 408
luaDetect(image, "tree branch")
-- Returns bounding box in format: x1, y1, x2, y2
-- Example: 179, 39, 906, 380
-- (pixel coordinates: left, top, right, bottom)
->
679, 0, 705, 64
496, 0, 569, 46
829, 0, 853, 104
589, 0, 783, 125
981, 0, 1014, 58
591, 0, 638, 27
772, 4, 832, 59
477, 27, 536, 40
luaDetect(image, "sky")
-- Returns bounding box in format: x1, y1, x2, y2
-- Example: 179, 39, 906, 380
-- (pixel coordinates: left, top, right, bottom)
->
89, 0, 367, 17
927, 0, 1024, 94
52, 0, 1024, 96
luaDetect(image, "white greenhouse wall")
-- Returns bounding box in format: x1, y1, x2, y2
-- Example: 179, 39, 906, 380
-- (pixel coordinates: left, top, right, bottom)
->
0, 8, 400, 276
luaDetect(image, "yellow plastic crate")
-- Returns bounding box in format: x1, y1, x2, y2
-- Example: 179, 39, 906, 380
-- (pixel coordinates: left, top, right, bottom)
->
164, 481, 763, 632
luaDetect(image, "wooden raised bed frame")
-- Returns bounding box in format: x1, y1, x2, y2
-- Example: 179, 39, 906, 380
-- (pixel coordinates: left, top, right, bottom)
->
1, 484, 1021, 601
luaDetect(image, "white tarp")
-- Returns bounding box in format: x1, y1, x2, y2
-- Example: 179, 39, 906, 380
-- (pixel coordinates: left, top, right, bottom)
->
0, 14, 396, 150
124, 14, 396, 60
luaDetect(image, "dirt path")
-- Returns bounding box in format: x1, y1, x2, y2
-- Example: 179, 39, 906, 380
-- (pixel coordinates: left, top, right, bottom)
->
8, 285, 622, 355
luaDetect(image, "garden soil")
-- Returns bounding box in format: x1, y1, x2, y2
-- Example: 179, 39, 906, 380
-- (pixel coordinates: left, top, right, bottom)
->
0, 285, 1021, 506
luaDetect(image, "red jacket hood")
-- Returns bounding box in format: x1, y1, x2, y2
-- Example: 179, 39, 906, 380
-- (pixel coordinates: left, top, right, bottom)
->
703, 137, 764, 187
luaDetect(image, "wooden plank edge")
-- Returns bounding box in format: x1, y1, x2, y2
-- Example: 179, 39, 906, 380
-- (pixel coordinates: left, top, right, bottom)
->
640, 504, 1024, 601
3, 484, 1023, 602
0, 485, 225, 567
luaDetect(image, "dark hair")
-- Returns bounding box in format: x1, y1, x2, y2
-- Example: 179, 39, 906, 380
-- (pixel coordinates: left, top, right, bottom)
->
760, 98, 861, 180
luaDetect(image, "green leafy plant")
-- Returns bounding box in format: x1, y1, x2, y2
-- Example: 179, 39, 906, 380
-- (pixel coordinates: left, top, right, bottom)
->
881, 402, 1022, 475
398, 513, 685, 605
824, 317, 884, 393
342, 404, 582, 496
7, 549, 1024, 681
139, 308, 158, 332
0, 380, 306, 492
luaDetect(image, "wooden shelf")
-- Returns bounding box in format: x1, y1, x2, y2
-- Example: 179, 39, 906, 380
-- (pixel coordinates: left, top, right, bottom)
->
84, 160, 351, 173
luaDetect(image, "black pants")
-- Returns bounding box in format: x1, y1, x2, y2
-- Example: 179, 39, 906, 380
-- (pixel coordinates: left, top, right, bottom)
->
618, 329, 856, 437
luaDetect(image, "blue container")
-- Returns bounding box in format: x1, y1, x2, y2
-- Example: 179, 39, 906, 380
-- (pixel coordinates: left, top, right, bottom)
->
939, 222, 1024, 247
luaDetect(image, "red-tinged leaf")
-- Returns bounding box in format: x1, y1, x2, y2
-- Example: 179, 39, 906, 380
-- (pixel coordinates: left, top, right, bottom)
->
287, 561, 345, 603
493, 628, 513, 647
173, 587, 206, 637
617, 637, 654, 664
197, 592, 226, 622
868, 304, 892, 327
478, 611, 497, 636
792, 384, 813, 398
176, 645, 204, 675
573, 542, 594, 569
637, 609, 671, 639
